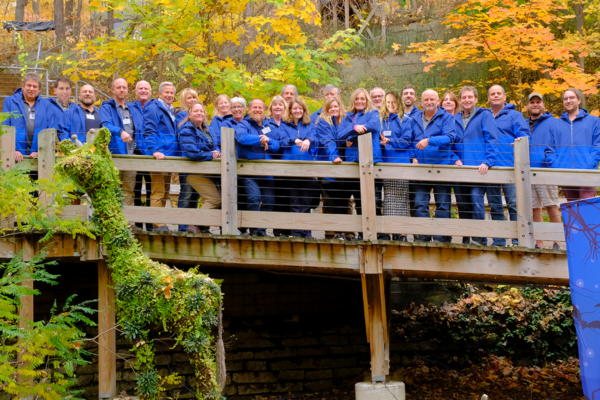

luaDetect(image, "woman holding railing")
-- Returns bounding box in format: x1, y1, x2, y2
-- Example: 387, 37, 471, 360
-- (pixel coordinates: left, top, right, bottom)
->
178, 102, 222, 234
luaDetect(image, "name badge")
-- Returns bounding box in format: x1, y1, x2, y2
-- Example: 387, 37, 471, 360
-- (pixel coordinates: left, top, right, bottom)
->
383, 130, 392, 137
123, 118, 131, 125
29, 113, 35, 120
262, 127, 271, 134
86, 114, 95, 120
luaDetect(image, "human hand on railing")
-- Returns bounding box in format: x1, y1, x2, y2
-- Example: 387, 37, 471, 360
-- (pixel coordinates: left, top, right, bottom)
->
454, 159, 463, 166
15, 151, 23, 162
299, 139, 310, 152
354, 125, 367, 134
153, 151, 165, 160
259, 135, 270, 146
121, 131, 132, 143
412, 158, 419, 164
333, 157, 342, 164
30, 152, 38, 159
479, 163, 489, 174
346, 141, 352, 148
379, 133, 389, 146
416, 138, 429, 150
511, 137, 523, 146
212, 151, 221, 159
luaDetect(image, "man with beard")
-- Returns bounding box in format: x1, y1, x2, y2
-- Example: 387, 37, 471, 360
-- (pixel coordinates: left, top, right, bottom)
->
58, 84, 100, 144
401, 84, 419, 119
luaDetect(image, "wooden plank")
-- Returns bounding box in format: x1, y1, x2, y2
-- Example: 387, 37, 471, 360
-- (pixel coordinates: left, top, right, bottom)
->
60, 205, 88, 220
531, 168, 600, 187
78, 236, 102, 261
361, 274, 370, 343
380, 216, 518, 239
221, 127, 238, 235
375, 163, 516, 184
358, 134, 377, 241
366, 274, 387, 381
237, 160, 359, 179
112, 156, 221, 175
513, 138, 535, 248
360, 245, 381, 274
17, 235, 35, 329
0, 126, 16, 172
123, 207, 222, 226
98, 259, 116, 399
240, 211, 362, 232
37, 128, 56, 207
533, 222, 565, 241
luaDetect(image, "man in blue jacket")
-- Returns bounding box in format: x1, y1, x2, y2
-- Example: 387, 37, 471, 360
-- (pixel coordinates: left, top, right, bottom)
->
57, 85, 101, 144
488, 84, 530, 246
100, 77, 145, 214
453, 86, 505, 247
235, 98, 281, 236
401, 84, 420, 119
48, 76, 76, 113
310, 84, 339, 123
546, 88, 600, 202
2, 72, 59, 163
526, 93, 561, 250
142, 81, 178, 232
410, 89, 456, 243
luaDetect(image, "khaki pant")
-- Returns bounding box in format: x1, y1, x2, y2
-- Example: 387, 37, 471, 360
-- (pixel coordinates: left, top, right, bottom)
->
187, 175, 221, 209
150, 172, 172, 227
119, 170, 137, 207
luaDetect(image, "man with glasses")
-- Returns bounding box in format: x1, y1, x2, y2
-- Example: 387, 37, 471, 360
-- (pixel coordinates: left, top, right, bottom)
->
370, 87, 385, 110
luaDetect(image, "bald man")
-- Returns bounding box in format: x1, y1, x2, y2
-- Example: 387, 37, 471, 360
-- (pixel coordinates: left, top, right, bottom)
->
58, 84, 100, 144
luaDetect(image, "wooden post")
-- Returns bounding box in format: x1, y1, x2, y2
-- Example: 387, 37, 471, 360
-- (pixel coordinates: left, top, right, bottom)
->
1, 126, 16, 172
513, 137, 535, 248
37, 128, 56, 207
358, 133, 377, 242
86, 129, 98, 145
98, 260, 116, 399
345, 0, 350, 29
17, 235, 35, 389
221, 127, 238, 235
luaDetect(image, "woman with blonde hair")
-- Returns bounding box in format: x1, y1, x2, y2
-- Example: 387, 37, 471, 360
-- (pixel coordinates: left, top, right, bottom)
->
266, 95, 288, 126
209, 94, 232, 153
175, 88, 200, 128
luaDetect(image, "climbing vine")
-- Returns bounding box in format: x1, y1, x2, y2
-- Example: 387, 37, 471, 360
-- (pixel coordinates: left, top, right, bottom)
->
54, 128, 223, 400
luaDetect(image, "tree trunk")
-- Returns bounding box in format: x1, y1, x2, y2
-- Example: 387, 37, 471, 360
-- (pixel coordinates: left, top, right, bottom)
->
54, 0, 65, 44
73, 0, 83, 40
32, 0, 40, 19
65, 0, 74, 37
15, 0, 28, 21
572, 1, 585, 107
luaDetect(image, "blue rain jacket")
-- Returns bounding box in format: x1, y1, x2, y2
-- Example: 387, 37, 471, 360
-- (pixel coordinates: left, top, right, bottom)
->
490, 103, 530, 167
409, 107, 456, 165
337, 109, 382, 163
48, 98, 77, 113
527, 112, 557, 169
142, 99, 178, 157
310, 107, 322, 123
178, 121, 218, 162
405, 106, 420, 119
546, 108, 600, 170
279, 119, 316, 161
2, 88, 60, 155
452, 107, 499, 167
381, 113, 413, 164
209, 114, 233, 152
234, 115, 281, 161
57, 104, 100, 143
314, 117, 341, 162
174, 110, 188, 130
99, 99, 145, 155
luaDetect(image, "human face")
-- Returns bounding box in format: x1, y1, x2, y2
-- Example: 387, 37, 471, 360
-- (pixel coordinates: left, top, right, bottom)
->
385, 94, 398, 114
402, 89, 416, 107
111, 78, 128, 103
217, 98, 230, 116
190, 104, 206, 125
79, 85, 96, 107
270, 100, 285, 119
185, 94, 197, 108
354, 92, 367, 111
231, 102, 245, 121
159, 85, 175, 105
324, 89, 338, 101
291, 102, 304, 122
282, 87, 296, 103
488, 85, 506, 108
329, 100, 340, 118
249, 100, 265, 121
371, 89, 384, 109
55, 81, 72, 105
460, 90, 478, 113
441, 95, 456, 115
135, 81, 151, 103
23, 79, 40, 102
421, 91, 438, 112
563, 90, 581, 114
527, 98, 545, 119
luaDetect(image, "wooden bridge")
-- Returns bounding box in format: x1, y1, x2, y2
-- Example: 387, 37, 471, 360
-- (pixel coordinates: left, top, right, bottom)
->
0, 126, 589, 397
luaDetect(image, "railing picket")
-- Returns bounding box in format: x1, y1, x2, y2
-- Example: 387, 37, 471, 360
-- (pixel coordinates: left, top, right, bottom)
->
37, 128, 56, 207
513, 137, 535, 248
358, 133, 378, 242
221, 127, 238, 235
0, 126, 16, 172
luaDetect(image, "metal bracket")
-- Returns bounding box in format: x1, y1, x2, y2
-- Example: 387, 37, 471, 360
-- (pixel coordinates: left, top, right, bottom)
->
372, 375, 386, 383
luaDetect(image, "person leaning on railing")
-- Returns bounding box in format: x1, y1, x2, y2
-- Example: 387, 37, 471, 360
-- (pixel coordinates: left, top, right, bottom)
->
178, 102, 222, 234
209, 94, 233, 153
337, 88, 382, 241
379, 90, 411, 242
57, 84, 101, 146
546, 88, 600, 202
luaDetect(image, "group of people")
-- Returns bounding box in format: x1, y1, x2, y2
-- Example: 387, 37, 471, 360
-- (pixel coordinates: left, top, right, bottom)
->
3, 72, 599, 248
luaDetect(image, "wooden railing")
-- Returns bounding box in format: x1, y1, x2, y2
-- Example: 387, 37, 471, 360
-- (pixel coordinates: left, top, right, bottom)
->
2, 126, 600, 247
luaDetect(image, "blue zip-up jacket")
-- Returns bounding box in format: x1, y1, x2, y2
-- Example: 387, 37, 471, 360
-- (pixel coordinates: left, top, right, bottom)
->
142, 99, 178, 157
279, 119, 316, 161
546, 108, 600, 170
409, 107, 456, 165
234, 115, 281, 161
314, 117, 341, 162
310, 108, 322, 124
209, 114, 233, 153
178, 121, 217, 161
527, 112, 557, 169
48, 98, 77, 113
405, 106, 420, 119
57, 104, 100, 143
175, 110, 187, 130
490, 103, 530, 167
452, 107, 499, 167
382, 113, 413, 164
337, 109, 382, 163
99, 99, 145, 155
1, 88, 60, 155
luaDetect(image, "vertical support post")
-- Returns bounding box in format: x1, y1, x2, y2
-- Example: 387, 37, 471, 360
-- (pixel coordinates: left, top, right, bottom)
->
358, 133, 377, 242
345, 0, 350, 29
98, 259, 117, 400
1, 126, 16, 172
221, 127, 238, 235
513, 136, 535, 248
17, 235, 35, 389
37, 128, 56, 207
86, 129, 98, 145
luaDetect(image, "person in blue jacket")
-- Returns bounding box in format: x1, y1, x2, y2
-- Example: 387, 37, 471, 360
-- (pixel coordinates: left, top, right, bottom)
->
99, 77, 145, 214
526, 93, 561, 250
337, 88, 381, 240
209, 94, 232, 152
314, 96, 346, 240
2, 72, 60, 163
178, 102, 222, 234
142, 81, 178, 232
488, 85, 530, 246
235, 98, 281, 237
280, 96, 317, 238
408, 90, 456, 243
546, 88, 600, 201
310, 85, 339, 123
453, 86, 505, 247
379, 91, 412, 242
57, 85, 101, 144
401, 84, 420, 119
48, 76, 76, 113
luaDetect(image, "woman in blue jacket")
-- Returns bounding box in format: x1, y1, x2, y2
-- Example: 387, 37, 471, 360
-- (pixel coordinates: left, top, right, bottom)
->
209, 94, 232, 153
337, 88, 381, 240
178, 102, 221, 234
280, 96, 317, 238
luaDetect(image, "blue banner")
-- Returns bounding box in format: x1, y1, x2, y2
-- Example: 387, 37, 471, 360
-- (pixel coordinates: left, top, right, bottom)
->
562, 197, 600, 400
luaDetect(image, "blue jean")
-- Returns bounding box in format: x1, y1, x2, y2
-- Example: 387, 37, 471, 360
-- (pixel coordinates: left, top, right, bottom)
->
501, 184, 518, 245
242, 177, 275, 235
177, 174, 199, 232
471, 184, 506, 246
414, 182, 452, 242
